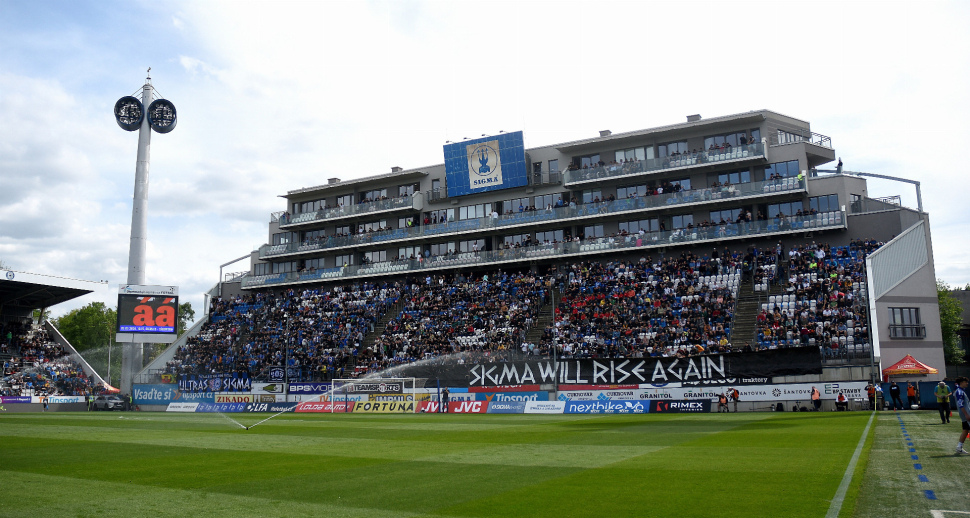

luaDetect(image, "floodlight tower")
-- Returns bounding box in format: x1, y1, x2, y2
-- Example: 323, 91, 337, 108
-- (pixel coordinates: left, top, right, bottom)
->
114, 69, 177, 394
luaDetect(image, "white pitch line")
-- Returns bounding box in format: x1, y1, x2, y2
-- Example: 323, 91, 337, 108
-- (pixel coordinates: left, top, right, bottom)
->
825, 411, 876, 518
930, 512, 970, 518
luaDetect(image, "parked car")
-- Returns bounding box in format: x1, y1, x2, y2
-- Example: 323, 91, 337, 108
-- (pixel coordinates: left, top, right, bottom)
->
93, 395, 125, 411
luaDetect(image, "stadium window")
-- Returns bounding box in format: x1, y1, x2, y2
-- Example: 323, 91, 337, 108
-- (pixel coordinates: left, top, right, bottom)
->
776, 129, 804, 144
717, 169, 751, 185
459, 203, 491, 220
272, 232, 298, 246
619, 219, 658, 234
334, 225, 350, 236
617, 184, 648, 199
335, 254, 354, 267
304, 258, 325, 270
548, 159, 559, 173
671, 214, 694, 229
504, 198, 530, 213
398, 246, 420, 259
253, 263, 271, 276
429, 242, 455, 256
272, 261, 297, 274
358, 220, 387, 232
459, 238, 485, 253
703, 130, 759, 150
336, 194, 354, 207
576, 154, 601, 168
361, 189, 387, 202
363, 250, 387, 263
584, 225, 604, 239
657, 141, 688, 158
710, 208, 742, 223
889, 308, 924, 338
582, 189, 603, 204
536, 229, 564, 243
765, 160, 800, 178
534, 194, 555, 209
503, 234, 530, 246
399, 216, 416, 228
303, 229, 326, 242
768, 202, 801, 218
809, 194, 839, 213
614, 147, 646, 163
398, 183, 419, 197
668, 178, 691, 191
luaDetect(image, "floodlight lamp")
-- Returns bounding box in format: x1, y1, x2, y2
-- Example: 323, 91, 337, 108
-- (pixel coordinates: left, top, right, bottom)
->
114, 96, 144, 131
147, 99, 177, 133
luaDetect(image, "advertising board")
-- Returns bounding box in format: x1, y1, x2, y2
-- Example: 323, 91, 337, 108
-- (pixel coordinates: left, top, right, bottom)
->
474, 391, 547, 402
486, 401, 527, 414
524, 401, 565, 414
353, 401, 415, 413
244, 402, 298, 413
215, 394, 253, 403
562, 400, 648, 414
650, 401, 711, 413
252, 383, 285, 394
295, 401, 354, 413
179, 373, 251, 393
166, 402, 199, 412
556, 381, 870, 403
133, 384, 215, 405
443, 131, 528, 197
195, 402, 246, 413
447, 401, 488, 413
288, 383, 333, 395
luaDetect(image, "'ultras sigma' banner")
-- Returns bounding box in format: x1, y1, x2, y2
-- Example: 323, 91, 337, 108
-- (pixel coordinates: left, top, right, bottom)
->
395, 348, 821, 388
178, 373, 251, 393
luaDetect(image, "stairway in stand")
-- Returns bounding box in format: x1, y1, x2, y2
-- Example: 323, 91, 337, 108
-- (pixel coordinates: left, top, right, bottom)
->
523, 289, 559, 346
730, 280, 787, 348
361, 299, 407, 356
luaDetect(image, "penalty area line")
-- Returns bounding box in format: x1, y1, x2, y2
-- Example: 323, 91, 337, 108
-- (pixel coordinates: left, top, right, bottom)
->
825, 411, 876, 518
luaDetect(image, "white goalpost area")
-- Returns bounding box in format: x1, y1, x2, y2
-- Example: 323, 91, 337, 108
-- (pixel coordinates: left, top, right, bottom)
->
330, 378, 419, 413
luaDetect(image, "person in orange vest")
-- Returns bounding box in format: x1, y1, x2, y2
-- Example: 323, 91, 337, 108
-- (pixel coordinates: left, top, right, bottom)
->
811, 386, 821, 411
717, 393, 729, 413
836, 391, 848, 411
866, 382, 876, 410
730, 387, 740, 412
907, 382, 918, 409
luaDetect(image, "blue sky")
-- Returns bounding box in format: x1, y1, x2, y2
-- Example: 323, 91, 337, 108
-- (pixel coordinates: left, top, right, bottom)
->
2, 0, 969, 323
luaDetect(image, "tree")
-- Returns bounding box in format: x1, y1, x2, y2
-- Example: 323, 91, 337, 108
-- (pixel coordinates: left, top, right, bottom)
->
0, 259, 9, 269
177, 301, 195, 337
52, 302, 118, 352
938, 280, 965, 365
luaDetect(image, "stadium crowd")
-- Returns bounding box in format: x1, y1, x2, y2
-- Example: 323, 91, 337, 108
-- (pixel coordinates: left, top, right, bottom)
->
1, 324, 104, 397
756, 239, 881, 355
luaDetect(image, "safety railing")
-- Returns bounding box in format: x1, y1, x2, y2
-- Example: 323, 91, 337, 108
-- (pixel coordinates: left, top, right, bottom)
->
275, 195, 418, 227
257, 176, 807, 260
563, 141, 765, 186
243, 210, 846, 288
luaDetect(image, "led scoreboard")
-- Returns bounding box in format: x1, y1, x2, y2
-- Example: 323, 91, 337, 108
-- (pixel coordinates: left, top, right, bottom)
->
115, 284, 179, 343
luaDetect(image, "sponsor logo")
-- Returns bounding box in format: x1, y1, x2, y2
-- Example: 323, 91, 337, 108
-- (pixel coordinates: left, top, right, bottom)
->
46, 396, 84, 404
345, 382, 403, 394
448, 401, 487, 413
486, 401, 526, 414
244, 403, 298, 413
268, 367, 285, 382
216, 394, 253, 403
288, 383, 333, 394
564, 400, 646, 414
196, 402, 246, 413
295, 401, 353, 413
652, 400, 711, 413
525, 401, 566, 414
1, 396, 32, 404
166, 402, 199, 412
354, 401, 415, 413
368, 394, 414, 402
476, 391, 545, 402
5, 271, 15, 280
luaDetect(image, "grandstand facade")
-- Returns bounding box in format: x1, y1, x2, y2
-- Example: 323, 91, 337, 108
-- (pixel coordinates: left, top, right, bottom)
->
201, 110, 943, 382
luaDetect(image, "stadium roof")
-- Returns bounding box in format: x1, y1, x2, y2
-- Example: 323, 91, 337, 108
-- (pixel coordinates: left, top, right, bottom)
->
0, 269, 104, 311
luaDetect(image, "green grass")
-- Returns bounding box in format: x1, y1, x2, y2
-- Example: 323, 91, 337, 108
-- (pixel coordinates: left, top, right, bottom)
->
0, 410, 965, 517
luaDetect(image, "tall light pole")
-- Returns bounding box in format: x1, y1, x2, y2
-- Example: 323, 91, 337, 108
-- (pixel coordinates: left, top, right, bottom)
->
114, 69, 177, 394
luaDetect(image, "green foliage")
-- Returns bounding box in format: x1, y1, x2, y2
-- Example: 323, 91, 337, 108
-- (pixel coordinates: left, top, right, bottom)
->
0, 258, 9, 269
51, 302, 118, 352
938, 279, 965, 364
177, 301, 195, 337
32, 308, 51, 323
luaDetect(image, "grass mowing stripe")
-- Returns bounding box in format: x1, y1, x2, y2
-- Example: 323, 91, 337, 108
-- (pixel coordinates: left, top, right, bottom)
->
824, 410, 875, 518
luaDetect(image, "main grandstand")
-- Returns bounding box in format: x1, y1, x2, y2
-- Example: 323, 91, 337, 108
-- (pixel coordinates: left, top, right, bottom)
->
138, 110, 945, 400
0, 269, 111, 399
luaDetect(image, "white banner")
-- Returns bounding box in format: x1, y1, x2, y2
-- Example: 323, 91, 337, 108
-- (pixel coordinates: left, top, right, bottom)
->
524, 401, 565, 414
558, 382, 870, 402
166, 402, 199, 412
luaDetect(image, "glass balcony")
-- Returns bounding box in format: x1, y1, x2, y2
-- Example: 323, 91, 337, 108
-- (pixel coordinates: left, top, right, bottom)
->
563, 141, 765, 187
242, 210, 845, 289
275, 195, 418, 228
257, 176, 807, 260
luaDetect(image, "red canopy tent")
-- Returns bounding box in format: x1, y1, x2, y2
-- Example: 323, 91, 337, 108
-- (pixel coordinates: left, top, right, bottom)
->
882, 354, 939, 381
102, 383, 121, 394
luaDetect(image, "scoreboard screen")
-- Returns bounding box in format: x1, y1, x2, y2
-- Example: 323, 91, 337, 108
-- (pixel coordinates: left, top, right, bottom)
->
117, 294, 179, 334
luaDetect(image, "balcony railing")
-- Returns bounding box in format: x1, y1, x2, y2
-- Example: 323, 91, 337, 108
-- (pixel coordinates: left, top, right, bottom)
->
563, 141, 765, 186
275, 195, 418, 227
768, 130, 832, 148
243, 210, 845, 288
889, 324, 926, 339
257, 176, 807, 260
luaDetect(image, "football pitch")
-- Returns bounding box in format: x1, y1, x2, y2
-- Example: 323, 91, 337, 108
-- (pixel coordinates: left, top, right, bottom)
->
1, 410, 968, 518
